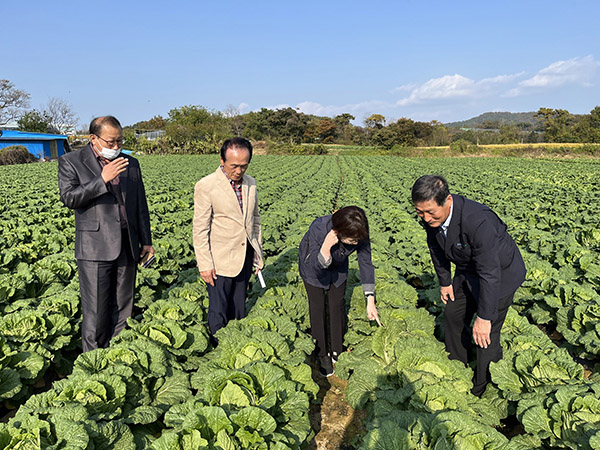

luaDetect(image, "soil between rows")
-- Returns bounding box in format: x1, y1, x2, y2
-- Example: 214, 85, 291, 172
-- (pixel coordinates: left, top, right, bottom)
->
306, 358, 367, 450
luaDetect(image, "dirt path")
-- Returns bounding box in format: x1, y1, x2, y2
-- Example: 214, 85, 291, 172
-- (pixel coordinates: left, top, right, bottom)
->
307, 363, 366, 450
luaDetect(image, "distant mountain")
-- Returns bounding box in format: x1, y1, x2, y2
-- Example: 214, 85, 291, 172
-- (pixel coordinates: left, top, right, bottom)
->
445, 111, 538, 129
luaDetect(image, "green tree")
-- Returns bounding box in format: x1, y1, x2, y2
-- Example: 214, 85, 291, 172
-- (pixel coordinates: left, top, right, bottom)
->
573, 106, 600, 143
370, 118, 434, 149
333, 113, 355, 143
372, 127, 397, 149
334, 113, 354, 126
270, 108, 309, 143
243, 108, 275, 140
165, 105, 230, 152
363, 114, 386, 145
242, 107, 311, 143
17, 110, 51, 133
481, 120, 499, 129
498, 124, 520, 144
388, 118, 433, 147
535, 107, 576, 142
364, 114, 386, 129
429, 120, 450, 146
526, 131, 541, 143
515, 122, 534, 131
130, 115, 167, 131
348, 125, 367, 145
451, 129, 477, 145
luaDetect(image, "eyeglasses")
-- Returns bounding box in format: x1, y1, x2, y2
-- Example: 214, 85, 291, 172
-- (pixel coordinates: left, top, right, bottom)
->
95, 135, 124, 148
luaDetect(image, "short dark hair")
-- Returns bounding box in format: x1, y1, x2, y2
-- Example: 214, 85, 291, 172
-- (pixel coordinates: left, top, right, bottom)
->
220, 137, 253, 162
89, 116, 122, 135
332, 206, 370, 242
411, 175, 451, 206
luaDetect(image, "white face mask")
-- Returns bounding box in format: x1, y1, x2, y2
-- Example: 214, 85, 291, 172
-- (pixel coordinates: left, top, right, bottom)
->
99, 146, 121, 160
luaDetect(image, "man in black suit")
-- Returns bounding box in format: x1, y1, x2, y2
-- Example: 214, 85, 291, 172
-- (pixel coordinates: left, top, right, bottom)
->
58, 116, 153, 352
411, 175, 525, 396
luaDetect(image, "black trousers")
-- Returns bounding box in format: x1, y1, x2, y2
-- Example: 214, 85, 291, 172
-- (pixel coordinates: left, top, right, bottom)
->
444, 280, 513, 396
207, 243, 254, 336
77, 229, 136, 353
304, 281, 347, 358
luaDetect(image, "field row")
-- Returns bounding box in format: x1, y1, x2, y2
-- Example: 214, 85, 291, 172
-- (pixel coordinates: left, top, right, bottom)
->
0, 155, 599, 448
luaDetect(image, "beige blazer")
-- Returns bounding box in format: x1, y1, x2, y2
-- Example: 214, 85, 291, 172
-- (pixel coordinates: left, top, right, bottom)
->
193, 167, 263, 277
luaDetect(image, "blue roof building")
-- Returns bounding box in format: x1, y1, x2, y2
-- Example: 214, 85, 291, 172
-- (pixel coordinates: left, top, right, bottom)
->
0, 130, 70, 160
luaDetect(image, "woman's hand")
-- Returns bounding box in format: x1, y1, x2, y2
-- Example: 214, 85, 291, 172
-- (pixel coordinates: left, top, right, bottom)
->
320, 229, 338, 262
366, 294, 378, 321
322, 229, 338, 249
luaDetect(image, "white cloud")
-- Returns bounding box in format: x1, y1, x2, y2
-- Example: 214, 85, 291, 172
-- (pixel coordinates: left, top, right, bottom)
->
398, 74, 476, 106
479, 72, 525, 86
281, 72, 525, 122
295, 100, 388, 118
237, 102, 250, 114
396, 72, 522, 106
248, 56, 598, 124
256, 100, 391, 122
507, 55, 599, 96
295, 101, 328, 115
390, 83, 417, 93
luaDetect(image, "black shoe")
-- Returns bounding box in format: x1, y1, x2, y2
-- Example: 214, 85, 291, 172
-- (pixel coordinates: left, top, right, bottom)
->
319, 356, 334, 377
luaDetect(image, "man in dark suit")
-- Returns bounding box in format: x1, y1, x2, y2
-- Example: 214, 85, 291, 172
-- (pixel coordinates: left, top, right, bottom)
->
411, 175, 526, 396
58, 116, 153, 352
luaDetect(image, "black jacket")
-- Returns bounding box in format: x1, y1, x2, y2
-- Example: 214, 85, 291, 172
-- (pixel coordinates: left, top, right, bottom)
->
299, 215, 375, 293
58, 145, 152, 261
424, 195, 526, 321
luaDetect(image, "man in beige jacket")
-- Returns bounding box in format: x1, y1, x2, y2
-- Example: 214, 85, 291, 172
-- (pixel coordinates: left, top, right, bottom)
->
193, 137, 263, 340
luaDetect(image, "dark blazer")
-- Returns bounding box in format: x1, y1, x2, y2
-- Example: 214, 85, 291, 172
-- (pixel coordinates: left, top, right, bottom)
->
425, 194, 525, 321
58, 145, 152, 261
299, 215, 375, 293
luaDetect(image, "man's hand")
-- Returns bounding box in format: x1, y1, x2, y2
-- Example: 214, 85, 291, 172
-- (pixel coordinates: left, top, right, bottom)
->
473, 316, 492, 348
440, 285, 454, 304
140, 245, 154, 259
200, 269, 217, 287
101, 157, 128, 183
366, 295, 379, 321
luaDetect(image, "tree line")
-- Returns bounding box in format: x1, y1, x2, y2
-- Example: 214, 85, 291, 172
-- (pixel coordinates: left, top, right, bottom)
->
125, 107, 473, 154
2, 79, 599, 154
126, 105, 600, 154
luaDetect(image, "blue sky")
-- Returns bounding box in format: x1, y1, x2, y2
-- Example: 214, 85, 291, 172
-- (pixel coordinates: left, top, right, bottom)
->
2, 0, 599, 127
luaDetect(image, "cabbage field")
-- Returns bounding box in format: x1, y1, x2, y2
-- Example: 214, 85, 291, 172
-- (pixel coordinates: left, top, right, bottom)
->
0, 155, 599, 449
